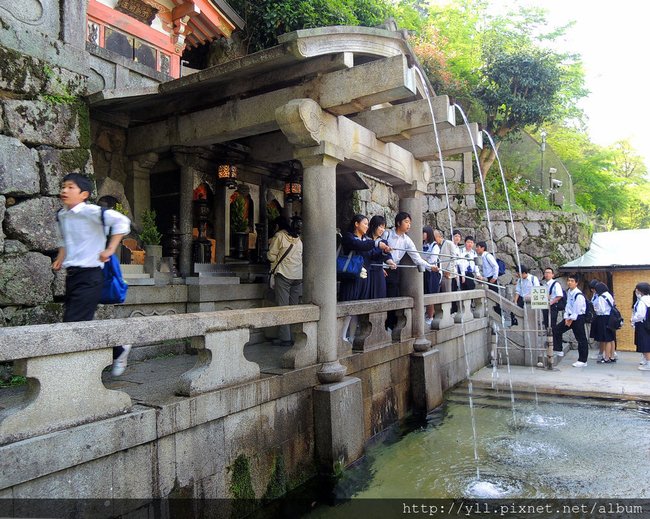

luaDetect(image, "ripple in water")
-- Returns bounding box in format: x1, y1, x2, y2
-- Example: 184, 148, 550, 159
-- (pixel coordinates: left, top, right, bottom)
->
465, 477, 521, 498
509, 413, 566, 431
489, 437, 564, 469
524, 413, 566, 428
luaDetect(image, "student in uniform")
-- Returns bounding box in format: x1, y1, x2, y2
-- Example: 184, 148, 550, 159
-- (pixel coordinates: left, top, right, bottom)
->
511, 265, 540, 326
383, 212, 436, 331
458, 235, 479, 290
631, 282, 650, 371
552, 274, 589, 367
591, 282, 617, 364
542, 267, 564, 329
422, 226, 441, 326
53, 173, 132, 375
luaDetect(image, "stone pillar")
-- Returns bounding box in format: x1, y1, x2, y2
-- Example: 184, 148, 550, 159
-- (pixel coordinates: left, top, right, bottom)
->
313, 377, 364, 471
126, 152, 157, 229
276, 98, 347, 383
297, 145, 346, 383
213, 183, 227, 264
61, 0, 88, 48
395, 184, 431, 352
410, 349, 443, 412
173, 151, 199, 277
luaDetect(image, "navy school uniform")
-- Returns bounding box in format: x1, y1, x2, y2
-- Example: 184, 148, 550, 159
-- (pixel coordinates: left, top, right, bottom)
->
338, 232, 387, 302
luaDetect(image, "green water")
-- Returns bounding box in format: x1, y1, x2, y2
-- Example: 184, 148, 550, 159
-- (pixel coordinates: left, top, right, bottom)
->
328, 388, 650, 500
283, 386, 650, 518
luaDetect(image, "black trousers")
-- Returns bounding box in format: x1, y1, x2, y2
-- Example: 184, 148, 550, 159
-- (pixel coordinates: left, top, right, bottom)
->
63, 267, 103, 323
63, 267, 126, 360
542, 304, 560, 330
553, 316, 588, 362
385, 269, 400, 329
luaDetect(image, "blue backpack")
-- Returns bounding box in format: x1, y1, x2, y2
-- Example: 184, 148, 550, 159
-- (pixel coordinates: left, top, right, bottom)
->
496, 258, 506, 276
99, 208, 128, 304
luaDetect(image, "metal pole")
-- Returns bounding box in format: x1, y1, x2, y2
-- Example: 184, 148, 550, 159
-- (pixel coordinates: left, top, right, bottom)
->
540, 130, 547, 194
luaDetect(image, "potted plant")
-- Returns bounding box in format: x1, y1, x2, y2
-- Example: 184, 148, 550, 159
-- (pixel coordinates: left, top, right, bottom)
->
139, 209, 163, 268
230, 195, 249, 259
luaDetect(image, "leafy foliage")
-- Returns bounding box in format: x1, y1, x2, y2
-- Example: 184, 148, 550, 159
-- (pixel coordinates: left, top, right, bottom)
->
228, 0, 395, 53
230, 195, 249, 233
477, 173, 555, 212
139, 209, 162, 246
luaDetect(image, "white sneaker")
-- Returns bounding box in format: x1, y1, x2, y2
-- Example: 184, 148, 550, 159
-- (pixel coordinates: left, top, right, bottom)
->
112, 344, 132, 376
639, 364, 650, 371
572, 361, 587, 368
424, 317, 433, 327
554, 351, 564, 357
640, 359, 648, 366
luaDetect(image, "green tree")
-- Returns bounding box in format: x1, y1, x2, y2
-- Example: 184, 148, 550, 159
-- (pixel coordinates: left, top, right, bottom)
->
229, 0, 395, 53
414, 1, 587, 179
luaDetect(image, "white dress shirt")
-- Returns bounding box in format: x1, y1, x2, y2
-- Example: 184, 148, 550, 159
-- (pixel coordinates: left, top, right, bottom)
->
57, 203, 131, 268
515, 274, 540, 299
632, 295, 650, 325
546, 279, 564, 302
593, 292, 615, 315
564, 287, 587, 320
481, 252, 499, 280
384, 229, 433, 269
458, 246, 479, 277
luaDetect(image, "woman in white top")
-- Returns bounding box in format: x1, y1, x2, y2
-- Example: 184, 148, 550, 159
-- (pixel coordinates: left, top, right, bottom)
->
591, 282, 616, 363
631, 282, 650, 370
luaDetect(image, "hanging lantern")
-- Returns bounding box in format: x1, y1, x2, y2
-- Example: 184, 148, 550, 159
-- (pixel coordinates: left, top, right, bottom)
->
217, 164, 238, 189
283, 162, 302, 203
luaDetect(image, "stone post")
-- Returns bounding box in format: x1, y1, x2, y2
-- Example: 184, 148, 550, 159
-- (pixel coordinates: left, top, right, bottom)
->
275, 98, 346, 383
214, 183, 227, 264
125, 152, 157, 229
173, 151, 198, 277
61, 0, 89, 48
297, 146, 346, 383
395, 184, 431, 352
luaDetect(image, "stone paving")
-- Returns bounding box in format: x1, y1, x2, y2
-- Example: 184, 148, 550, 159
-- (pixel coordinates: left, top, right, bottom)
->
471, 350, 650, 401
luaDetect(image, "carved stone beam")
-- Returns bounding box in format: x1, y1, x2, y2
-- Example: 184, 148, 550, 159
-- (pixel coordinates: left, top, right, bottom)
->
399, 123, 483, 161
127, 54, 417, 155
351, 96, 456, 142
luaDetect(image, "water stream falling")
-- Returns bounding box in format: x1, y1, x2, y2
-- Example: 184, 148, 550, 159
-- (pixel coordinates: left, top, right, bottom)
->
482, 130, 543, 404
413, 66, 480, 480
480, 130, 525, 416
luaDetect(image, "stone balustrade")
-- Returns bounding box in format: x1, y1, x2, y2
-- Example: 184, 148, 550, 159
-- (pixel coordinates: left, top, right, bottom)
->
0, 305, 319, 445
336, 297, 413, 354
424, 289, 487, 330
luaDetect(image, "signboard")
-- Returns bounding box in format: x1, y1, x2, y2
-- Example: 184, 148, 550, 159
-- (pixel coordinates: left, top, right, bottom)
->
530, 286, 548, 310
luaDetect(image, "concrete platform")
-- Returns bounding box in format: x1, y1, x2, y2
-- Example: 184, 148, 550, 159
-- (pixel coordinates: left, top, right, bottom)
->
471, 350, 650, 401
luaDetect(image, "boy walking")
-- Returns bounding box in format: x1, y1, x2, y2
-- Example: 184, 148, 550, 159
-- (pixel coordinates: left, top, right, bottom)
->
552, 274, 589, 367
52, 173, 132, 375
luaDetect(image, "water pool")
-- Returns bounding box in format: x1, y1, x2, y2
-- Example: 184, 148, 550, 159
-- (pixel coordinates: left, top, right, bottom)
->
327, 387, 650, 500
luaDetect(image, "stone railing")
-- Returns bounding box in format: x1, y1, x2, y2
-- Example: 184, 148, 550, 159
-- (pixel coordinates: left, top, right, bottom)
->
0, 305, 319, 446
424, 289, 487, 330
336, 297, 413, 355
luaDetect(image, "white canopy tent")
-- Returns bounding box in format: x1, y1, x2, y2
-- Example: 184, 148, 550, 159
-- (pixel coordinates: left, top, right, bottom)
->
562, 229, 650, 270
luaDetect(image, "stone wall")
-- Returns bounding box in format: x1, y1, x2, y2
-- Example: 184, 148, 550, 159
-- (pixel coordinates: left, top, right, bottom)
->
0, 0, 171, 327
0, 48, 90, 326
0, 308, 490, 505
